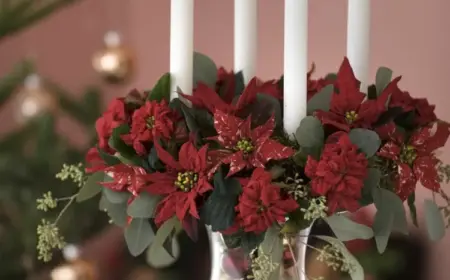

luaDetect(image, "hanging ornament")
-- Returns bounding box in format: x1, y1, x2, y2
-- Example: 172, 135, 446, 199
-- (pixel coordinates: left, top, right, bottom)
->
50, 244, 97, 280
15, 74, 57, 123
92, 31, 133, 83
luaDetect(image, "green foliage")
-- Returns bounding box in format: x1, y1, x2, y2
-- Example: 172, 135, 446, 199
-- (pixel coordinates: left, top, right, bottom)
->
348, 128, 381, 157
127, 192, 161, 218
76, 172, 103, 202
147, 217, 181, 267
307, 84, 334, 114
295, 116, 324, 148
372, 188, 408, 253
193, 52, 218, 88
325, 213, 374, 241
147, 73, 171, 102
360, 168, 381, 206
0, 2, 107, 278
375, 67, 393, 95
407, 193, 418, 226
424, 199, 445, 241
201, 169, 242, 231
124, 218, 154, 256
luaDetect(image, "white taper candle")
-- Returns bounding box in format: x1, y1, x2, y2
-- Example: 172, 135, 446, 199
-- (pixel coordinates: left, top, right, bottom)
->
346, 0, 371, 92
234, 0, 258, 84
284, 0, 308, 137
170, 0, 194, 100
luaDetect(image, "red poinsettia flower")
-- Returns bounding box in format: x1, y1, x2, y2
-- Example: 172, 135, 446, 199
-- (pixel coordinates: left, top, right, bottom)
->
96, 98, 128, 153
307, 63, 333, 100
122, 100, 175, 155
235, 168, 298, 233
209, 111, 294, 177
305, 132, 368, 213
85, 147, 107, 173
101, 164, 151, 197
315, 58, 397, 131
414, 98, 437, 126
378, 122, 450, 200
146, 141, 213, 226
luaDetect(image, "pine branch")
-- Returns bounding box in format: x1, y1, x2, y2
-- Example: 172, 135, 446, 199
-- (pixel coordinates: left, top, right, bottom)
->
0, 60, 34, 108
0, 0, 79, 40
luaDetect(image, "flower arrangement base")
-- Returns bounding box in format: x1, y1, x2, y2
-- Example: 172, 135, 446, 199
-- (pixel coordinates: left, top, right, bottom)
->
208, 226, 312, 280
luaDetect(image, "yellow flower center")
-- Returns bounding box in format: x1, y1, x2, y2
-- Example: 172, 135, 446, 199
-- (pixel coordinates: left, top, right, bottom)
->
146, 116, 156, 129
400, 145, 417, 165
235, 139, 254, 153
345, 111, 358, 123
174, 171, 198, 192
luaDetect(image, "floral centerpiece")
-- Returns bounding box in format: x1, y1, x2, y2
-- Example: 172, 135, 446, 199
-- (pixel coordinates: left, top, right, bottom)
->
37, 53, 450, 280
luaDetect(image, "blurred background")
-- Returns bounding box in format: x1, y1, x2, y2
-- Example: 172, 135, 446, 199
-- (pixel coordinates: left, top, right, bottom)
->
0, 0, 448, 280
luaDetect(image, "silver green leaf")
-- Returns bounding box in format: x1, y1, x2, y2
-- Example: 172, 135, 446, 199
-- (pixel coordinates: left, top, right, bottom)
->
325, 213, 374, 241
103, 187, 129, 204
372, 188, 408, 234
76, 172, 103, 202
295, 116, 324, 148
375, 67, 393, 95
372, 209, 394, 253
193, 52, 218, 89
146, 235, 180, 268
307, 84, 334, 114
124, 218, 154, 257
424, 199, 445, 241
127, 192, 161, 218
348, 128, 381, 157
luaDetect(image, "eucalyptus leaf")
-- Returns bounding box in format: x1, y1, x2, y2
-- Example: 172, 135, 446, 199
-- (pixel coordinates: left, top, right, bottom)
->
375, 67, 393, 95
424, 199, 445, 241
146, 236, 180, 268
260, 225, 281, 253
372, 188, 408, 235
348, 128, 381, 157
372, 209, 394, 253
97, 148, 121, 166
102, 198, 128, 227
124, 218, 154, 256
307, 84, 334, 114
360, 168, 381, 206
315, 235, 364, 280
407, 193, 418, 227
193, 52, 218, 89
325, 214, 373, 241
153, 216, 180, 248
103, 187, 129, 204
148, 73, 171, 102
76, 172, 104, 202
295, 116, 324, 148
127, 193, 161, 218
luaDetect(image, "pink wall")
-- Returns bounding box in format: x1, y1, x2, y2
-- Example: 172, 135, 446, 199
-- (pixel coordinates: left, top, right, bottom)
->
0, 0, 449, 278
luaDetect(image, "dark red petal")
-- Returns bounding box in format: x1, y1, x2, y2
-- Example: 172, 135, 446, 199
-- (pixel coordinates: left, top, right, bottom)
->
413, 156, 441, 192
236, 77, 259, 110
377, 141, 401, 161
304, 156, 319, 178
178, 141, 198, 170
207, 149, 232, 177
252, 114, 275, 142
314, 111, 350, 131
154, 141, 182, 170
181, 83, 230, 113
336, 57, 360, 94
146, 172, 176, 194
154, 195, 177, 226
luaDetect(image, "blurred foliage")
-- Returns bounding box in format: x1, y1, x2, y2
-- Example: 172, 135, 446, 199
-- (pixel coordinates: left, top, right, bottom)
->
0, 0, 109, 279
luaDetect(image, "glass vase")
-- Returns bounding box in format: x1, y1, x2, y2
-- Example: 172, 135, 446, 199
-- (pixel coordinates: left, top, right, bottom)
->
207, 226, 312, 280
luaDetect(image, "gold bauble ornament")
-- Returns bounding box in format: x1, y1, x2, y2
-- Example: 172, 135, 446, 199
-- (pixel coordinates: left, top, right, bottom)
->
50, 245, 97, 280
15, 74, 57, 123
92, 31, 133, 83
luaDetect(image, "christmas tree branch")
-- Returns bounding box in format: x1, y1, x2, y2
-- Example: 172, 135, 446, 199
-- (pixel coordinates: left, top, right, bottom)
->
0, 0, 79, 40
0, 60, 34, 108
